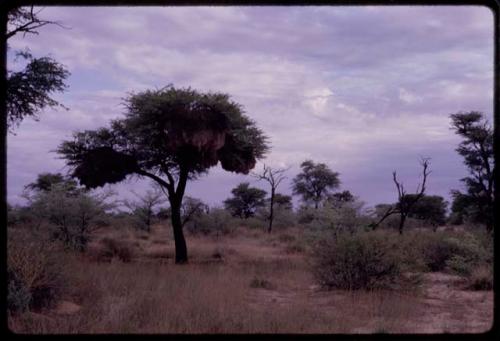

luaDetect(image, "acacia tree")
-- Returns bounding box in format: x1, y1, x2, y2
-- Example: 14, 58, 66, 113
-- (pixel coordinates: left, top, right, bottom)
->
57, 86, 269, 263
292, 160, 340, 209
5, 6, 70, 130
370, 158, 431, 234
252, 164, 289, 232
24, 172, 78, 193
124, 187, 167, 232
224, 182, 267, 219
273, 193, 293, 211
450, 111, 494, 232
406, 194, 448, 230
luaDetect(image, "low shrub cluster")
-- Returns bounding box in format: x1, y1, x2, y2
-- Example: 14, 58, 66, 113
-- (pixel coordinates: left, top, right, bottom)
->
95, 238, 134, 263
313, 231, 401, 290
7, 229, 65, 314
419, 231, 490, 275
186, 208, 236, 236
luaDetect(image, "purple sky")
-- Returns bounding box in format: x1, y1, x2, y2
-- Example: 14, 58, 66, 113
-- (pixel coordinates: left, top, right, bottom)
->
7, 6, 494, 211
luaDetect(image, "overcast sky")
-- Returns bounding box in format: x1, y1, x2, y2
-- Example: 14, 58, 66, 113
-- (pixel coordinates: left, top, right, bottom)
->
7, 6, 494, 211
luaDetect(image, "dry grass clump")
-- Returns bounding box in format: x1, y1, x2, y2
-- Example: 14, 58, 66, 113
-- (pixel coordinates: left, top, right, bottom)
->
8, 229, 66, 313
88, 237, 135, 263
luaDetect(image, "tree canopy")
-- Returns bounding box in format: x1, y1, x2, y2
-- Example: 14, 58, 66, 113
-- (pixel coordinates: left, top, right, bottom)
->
6, 7, 69, 130
224, 182, 267, 219
58, 85, 269, 263
450, 111, 494, 231
404, 194, 448, 227
292, 160, 340, 209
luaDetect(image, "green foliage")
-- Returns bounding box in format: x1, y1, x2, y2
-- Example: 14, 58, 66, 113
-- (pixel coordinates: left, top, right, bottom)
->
28, 182, 114, 251
57, 85, 269, 263
313, 231, 401, 290
224, 182, 267, 218
272, 193, 293, 211
298, 200, 366, 235
25, 172, 78, 193
187, 208, 235, 236
415, 231, 491, 274
255, 205, 297, 229
7, 50, 69, 129
239, 216, 266, 230
405, 194, 448, 227
450, 111, 494, 230
292, 160, 340, 208
7, 228, 65, 313
57, 85, 269, 189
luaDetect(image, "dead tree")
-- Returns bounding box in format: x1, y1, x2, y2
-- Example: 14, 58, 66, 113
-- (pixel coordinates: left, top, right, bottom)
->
371, 158, 431, 234
252, 164, 289, 233
6, 6, 68, 40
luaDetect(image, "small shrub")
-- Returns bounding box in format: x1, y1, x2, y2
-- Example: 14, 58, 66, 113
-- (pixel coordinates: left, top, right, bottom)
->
313, 231, 401, 290
7, 229, 65, 313
187, 208, 235, 236
97, 238, 133, 263
240, 216, 266, 230
425, 232, 488, 274
467, 266, 493, 290
7, 269, 32, 314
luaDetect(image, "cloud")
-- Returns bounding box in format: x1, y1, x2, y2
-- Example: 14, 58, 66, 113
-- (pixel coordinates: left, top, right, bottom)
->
6, 5, 493, 209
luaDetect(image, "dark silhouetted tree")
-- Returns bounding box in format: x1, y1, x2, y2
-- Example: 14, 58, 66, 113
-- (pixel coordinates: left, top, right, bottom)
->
6, 6, 69, 130
371, 158, 431, 234
406, 194, 448, 230
272, 193, 293, 211
326, 190, 355, 208
450, 111, 494, 232
224, 182, 267, 219
252, 164, 289, 232
180, 197, 209, 227
25, 172, 78, 193
292, 160, 340, 209
57, 86, 268, 263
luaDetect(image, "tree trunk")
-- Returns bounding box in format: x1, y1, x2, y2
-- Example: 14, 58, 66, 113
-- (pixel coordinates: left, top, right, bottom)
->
398, 214, 406, 235
170, 201, 188, 264
268, 188, 275, 233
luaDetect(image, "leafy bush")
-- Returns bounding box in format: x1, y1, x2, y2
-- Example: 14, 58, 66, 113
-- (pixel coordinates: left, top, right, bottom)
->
28, 184, 115, 251
313, 231, 401, 290
298, 201, 366, 235
187, 208, 235, 236
239, 216, 266, 230
7, 229, 65, 313
420, 231, 490, 274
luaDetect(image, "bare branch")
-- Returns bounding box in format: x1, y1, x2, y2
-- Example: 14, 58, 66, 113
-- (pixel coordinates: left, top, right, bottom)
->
7, 6, 70, 40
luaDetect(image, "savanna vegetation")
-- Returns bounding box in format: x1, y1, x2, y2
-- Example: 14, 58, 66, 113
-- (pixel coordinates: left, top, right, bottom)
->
7, 107, 494, 334
5, 6, 494, 335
